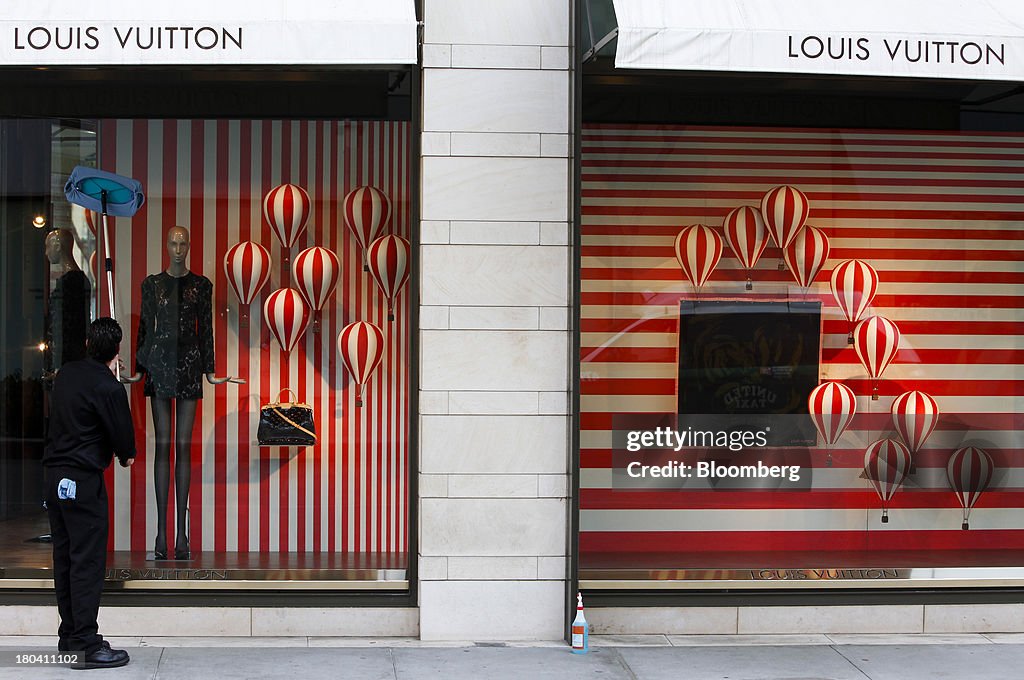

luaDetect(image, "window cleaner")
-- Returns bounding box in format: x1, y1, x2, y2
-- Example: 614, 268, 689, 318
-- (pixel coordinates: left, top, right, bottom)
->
571, 592, 588, 654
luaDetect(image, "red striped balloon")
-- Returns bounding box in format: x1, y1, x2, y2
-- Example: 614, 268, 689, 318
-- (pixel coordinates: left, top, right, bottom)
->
808, 381, 857, 448
674, 224, 723, 292
864, 438, 911, 523
722, 205, 768, 289
891, 390, 940, 454
783, 225, 830, 289
946, 446, 994, 530
263, 183, 311, 249
224, 241, 272, 305
71, 204, 100, 236
292, 246, 340, 311
760, 185, 810, 250
366, 235, 410, 321
343, 186, 391, 268
338, 321, 386, 407
853, 315, 901, 399
262, 288, 310, 352
830, 259, 879, 344
84, 208, 100, 235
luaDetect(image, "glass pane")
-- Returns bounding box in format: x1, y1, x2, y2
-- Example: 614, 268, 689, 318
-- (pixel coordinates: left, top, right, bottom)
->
1, 118, 411, 586
579, 122, 1024, 585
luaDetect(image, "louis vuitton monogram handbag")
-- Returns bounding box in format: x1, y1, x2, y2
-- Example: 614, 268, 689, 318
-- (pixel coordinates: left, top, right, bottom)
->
257, 389, 316, 447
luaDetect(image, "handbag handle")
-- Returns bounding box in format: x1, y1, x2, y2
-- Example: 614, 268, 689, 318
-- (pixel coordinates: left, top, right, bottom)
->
276, 388, 298, 405
270, 406, 317, 443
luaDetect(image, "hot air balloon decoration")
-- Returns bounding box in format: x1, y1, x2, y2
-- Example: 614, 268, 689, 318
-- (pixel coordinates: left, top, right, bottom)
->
263, 288, 311, 353
338, 321, 385, 407
831, 259, 879, 345
947, 446, 994, 530
85, 208, 99, 235
224, 241, 272, 328
783, 225, 830, 291
343, 186, 390, 271
891, 390, 940, 473
292, 246, 340, 333
761, 185, 809, 270
808, 381, 857, 467
366, 235, 410, 321
263, 183, 312, 264
864, 438, 910, 523
722, 206, 768, 290
853, 315, 900, 400
71, 205, 100, 237
674, 224, 723, 295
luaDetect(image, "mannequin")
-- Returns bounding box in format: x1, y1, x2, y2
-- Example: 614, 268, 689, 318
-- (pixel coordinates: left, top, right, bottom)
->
128, 226, 243, 560
43, 229, 91, 380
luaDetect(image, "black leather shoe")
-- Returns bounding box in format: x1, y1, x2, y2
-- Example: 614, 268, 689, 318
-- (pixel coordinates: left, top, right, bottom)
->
174, 536, 190, 560
154, 536, 168, 560
71, 643, 129, 670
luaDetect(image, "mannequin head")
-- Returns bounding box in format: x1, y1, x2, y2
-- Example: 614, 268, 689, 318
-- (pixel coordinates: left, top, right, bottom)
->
45, 229, 80, 269
166, 226, 190, 273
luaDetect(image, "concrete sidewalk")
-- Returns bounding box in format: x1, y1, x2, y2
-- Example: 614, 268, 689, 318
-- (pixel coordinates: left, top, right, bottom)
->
1, 634, 1021, 678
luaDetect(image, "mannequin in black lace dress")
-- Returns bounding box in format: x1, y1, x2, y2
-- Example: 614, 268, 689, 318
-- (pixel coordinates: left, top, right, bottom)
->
127, 226, 242, 560
43, 229, 91, 381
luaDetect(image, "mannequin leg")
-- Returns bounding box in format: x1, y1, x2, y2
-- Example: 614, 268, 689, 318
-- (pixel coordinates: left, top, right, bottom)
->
150, 398, 173, 559
173, 399, 198, 558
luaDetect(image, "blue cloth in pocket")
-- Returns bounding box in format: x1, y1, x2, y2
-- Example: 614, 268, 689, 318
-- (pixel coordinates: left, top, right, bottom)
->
57, 478, 77, 500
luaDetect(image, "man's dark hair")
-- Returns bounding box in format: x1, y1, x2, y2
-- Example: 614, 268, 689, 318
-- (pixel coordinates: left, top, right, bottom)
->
86, 317, 122, 363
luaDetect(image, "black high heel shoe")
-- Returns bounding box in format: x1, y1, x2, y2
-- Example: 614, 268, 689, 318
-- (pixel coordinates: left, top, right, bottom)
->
174, 536, 190, 561
153, 537, 167, 561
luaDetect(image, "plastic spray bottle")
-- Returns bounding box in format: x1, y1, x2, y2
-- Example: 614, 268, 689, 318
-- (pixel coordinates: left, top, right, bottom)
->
571, 591, 588, 653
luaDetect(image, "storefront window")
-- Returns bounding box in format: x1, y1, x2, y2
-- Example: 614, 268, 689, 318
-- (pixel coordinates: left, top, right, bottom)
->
1, 116, 411, 586
579, 121, 1024, 586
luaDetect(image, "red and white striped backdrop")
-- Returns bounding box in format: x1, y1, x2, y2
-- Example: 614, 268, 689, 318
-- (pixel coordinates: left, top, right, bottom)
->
580, 124, 1024, 560
95, 120, 410, 557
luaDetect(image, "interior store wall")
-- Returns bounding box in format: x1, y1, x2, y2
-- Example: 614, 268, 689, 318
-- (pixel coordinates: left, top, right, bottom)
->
417, 0, 574, 640
96, 119, 411, 556
579, 122, 1023, 565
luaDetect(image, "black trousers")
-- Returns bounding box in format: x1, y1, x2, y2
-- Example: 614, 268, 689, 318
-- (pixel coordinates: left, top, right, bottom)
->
44, 466, 108, 654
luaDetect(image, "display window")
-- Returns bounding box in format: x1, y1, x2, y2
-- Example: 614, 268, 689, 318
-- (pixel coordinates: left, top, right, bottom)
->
1, 115, 411, 587
578, 121, 1024, 587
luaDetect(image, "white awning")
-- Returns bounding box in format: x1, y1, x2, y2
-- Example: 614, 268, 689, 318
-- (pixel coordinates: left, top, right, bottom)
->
612, 0, 1024, 81
3, 0, 417, 66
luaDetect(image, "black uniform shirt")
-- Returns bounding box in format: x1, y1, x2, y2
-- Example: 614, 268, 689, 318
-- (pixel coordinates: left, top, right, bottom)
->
43, 357, 137, 471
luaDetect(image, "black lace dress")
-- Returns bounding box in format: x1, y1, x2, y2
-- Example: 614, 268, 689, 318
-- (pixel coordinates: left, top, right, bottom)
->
135, 271, 215, 399
44, 269, 91, 372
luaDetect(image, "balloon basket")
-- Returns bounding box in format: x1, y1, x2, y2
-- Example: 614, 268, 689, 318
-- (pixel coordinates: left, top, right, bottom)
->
777, 260, 785, 271
871, 384, 879, 401
745, 278, 752, 291
847, 333, 854, 345
825, 452, 833, 468
312, 312, 321, 334
387, 313, 395, 321
962, 521, 970, 530
881, 511, 889, 523
355, 398, 363, 407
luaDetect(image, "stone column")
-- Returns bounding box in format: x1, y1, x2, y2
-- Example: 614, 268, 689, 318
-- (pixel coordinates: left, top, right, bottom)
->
418, 0, 573, 640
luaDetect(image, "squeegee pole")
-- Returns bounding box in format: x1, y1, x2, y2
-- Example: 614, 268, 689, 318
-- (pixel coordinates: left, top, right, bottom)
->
100, 189, 119, 380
